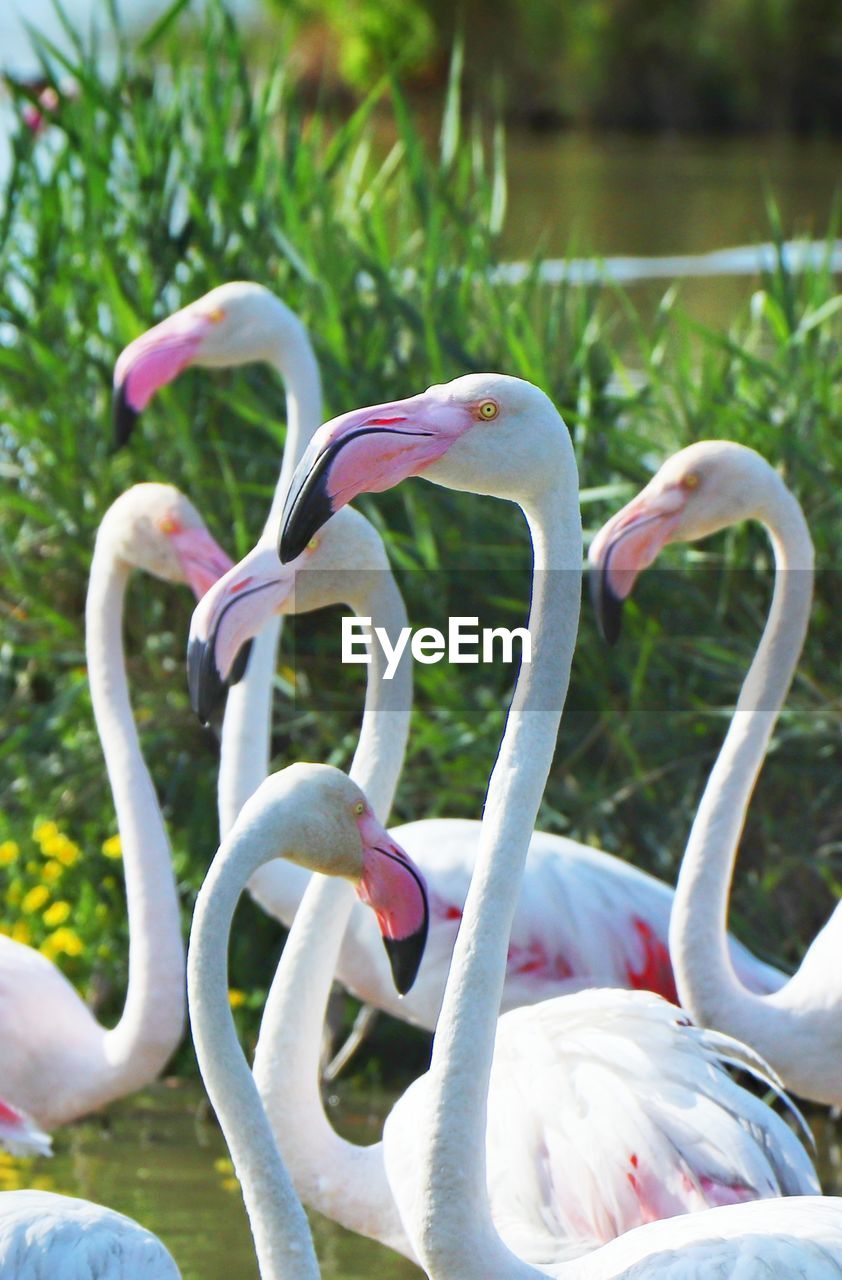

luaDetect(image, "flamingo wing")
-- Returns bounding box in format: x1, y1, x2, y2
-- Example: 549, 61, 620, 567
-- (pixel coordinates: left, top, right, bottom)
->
484, 989, 818, 1267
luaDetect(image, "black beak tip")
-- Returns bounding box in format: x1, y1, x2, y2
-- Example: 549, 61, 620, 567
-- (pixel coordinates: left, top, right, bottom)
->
589, 565, 624, 646
112, 384, 139, 450
228, 638, 254, 687
279, 475, 335, 565
186, 633, 228, 727
383, 926, 428, 996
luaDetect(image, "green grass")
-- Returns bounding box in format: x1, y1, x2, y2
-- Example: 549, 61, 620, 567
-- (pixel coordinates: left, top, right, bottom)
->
1, 1, 840, 1070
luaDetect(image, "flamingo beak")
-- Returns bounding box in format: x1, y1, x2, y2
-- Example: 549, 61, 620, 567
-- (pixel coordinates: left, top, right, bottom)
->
113, 381, 140, 449
356, 812, 429, 995
588, 486, 687, 644
112, 307, 221, 448
279, 392, 473, 564
169, 525, 235, 601
186, 548, 296, 725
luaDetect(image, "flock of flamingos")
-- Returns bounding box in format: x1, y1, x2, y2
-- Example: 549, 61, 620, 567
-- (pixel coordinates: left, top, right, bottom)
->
1, 279, 841, 1277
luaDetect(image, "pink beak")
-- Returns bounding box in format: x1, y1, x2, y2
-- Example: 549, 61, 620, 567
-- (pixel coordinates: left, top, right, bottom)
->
279, 390, 474, 563
170, 525, 235, 601
187, 547, 296, 725
113, 308, 218, 447
356, 810, 429, 995
588, 486, 687, 644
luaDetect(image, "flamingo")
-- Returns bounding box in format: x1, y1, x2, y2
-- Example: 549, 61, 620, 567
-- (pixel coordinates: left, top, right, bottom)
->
126, 284, 788, 1052
277, 374, 829, 1273
113, 282, 321, 845
589, 439, 842, 1107
0, 763, 428, 1279
0, 484, 233, 1128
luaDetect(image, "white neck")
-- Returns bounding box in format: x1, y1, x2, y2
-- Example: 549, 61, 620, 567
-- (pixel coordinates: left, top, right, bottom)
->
188, 801, 321, 1280
411, 449, 582, 1279
669, 475, 822, 1031
252, 571, 414, 1255
218, 319, 323, 837
85, 545, 185, 1100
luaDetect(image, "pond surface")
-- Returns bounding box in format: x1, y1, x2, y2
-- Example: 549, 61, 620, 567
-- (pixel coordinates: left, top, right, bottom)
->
0, 1081, 421, 1279
1, 1080, 840, 1277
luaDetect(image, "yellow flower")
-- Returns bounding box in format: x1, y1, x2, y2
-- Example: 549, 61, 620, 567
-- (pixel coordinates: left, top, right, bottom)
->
0, 841, 18, 866
7, 882, 22, 906
11, 921, 31, 945
101, 835, 122, 860
41, 927, 83, 959
43, 901, 71, 927
39, 835, 80, 867
56, 839, 80, 868
33, 821, 59, 845
41, 860, 64, 884
227, 989, 247, 1010
21, 886, 50, 914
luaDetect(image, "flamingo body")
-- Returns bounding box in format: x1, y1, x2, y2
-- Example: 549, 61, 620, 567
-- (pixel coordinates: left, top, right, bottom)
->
337, 817, 783, 1028
0, 937, 110, 1126
0, 1191, 180, 1279
589, 441, 842, 1106
384, 988, 817, 1266
572, 1197, 842, 1278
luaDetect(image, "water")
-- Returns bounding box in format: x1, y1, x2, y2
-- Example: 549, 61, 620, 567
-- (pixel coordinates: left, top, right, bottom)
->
2, 1081, 840, 1276
0, 1081, 422, 1279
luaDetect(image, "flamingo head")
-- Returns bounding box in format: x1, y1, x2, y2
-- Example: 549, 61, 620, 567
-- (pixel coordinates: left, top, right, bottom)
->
112, 282, 303, 446
187, 507, 388, 725
100, 483, 233, 600
588, 440, 772, 644
279, 373, 568, 563
258, 764, 429, 995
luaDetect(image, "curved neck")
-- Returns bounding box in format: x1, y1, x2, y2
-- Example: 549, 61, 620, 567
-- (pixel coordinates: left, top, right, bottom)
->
86, 545, 185, 1093
669, 479, 815, 1030
218, 321, 323, 837
416, 455, 582, 1279
188, 803, 320, 1280
252, 572, 414, 1255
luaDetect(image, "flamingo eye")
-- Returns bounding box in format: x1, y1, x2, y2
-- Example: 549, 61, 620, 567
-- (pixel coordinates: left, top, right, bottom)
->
477, 400, 499, 420
205, 307, 226, 324
682, 473, 700, 490
307, 536, 320, 551
353, 801, 365, 816
158, 516, 178, 534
